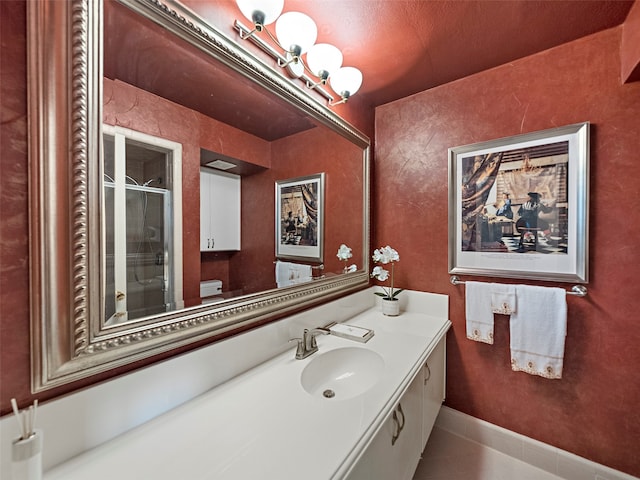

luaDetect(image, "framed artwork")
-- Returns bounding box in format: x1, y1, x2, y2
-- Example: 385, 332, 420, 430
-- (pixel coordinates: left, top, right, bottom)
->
448, 122, 589, 283
275, 173, 325, 262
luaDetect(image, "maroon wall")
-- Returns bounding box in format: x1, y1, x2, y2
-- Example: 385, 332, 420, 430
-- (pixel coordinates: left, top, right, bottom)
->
235, 125, 365, 295
104, 78, 200, 307
272, 127, 365, 275
375, 27, 640, 476
0, 0, 31, 416
622, 0, 640, 82
177, 0, 374, 137
104, 78, 271, 307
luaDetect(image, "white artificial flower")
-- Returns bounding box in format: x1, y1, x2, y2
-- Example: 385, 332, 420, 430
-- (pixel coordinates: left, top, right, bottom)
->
371, 245, 402, 300
371, 266, 389, 281
372, 245, 399, 264
336, 244, 353, 261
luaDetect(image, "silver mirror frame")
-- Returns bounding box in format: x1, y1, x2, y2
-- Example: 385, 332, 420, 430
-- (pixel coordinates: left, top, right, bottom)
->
29, 0, 370, 392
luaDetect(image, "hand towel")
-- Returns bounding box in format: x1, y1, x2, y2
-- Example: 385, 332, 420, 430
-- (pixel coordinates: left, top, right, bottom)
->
510, 285, 567, 379
465, 281, 495, 344
491, 284, 516, 315
275, 261, 312, 288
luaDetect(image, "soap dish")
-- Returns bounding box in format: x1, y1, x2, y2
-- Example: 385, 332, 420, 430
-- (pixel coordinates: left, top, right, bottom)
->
328, 323, 374, 343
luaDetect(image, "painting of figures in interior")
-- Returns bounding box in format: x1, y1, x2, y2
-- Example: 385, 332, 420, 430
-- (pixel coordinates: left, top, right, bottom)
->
449, 123, 589, 283
276, 173, 325, 262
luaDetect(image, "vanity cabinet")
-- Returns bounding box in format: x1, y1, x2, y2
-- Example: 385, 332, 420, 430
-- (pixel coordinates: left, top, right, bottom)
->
347, 336, 447, 480
200, 168, 240, 251
41, 304, 451, 480
422, 336, 446, 450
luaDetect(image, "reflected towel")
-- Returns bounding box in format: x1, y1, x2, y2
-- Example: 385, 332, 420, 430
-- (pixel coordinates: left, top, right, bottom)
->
465, 281, 495, 344
491, 284, 516, 315
510, 285, 567, 379
275, 260, 312, 288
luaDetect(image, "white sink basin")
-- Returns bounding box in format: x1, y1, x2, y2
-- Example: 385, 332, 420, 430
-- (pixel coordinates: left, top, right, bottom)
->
301, 347, 384, 400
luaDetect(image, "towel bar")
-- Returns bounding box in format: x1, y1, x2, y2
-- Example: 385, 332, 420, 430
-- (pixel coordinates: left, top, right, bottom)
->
274, 261, 324, 270
450, 275, 587, 297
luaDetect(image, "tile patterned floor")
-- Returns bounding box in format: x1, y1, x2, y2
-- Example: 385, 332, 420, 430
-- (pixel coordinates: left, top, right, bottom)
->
413, 427, 565, 480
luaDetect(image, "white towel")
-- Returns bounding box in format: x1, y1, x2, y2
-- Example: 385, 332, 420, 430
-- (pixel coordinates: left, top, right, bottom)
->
491, 284, 516, 315
275, 260, 312, 288
465, 281, 495, 344
510, 285, 567, 379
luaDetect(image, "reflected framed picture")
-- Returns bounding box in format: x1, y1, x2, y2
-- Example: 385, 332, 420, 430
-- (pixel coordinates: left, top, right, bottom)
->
448, 122, 589, 283
276, 173, 325, 262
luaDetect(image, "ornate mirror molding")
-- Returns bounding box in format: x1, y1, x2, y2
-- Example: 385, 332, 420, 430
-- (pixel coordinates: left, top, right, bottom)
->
29, 0, 370, 392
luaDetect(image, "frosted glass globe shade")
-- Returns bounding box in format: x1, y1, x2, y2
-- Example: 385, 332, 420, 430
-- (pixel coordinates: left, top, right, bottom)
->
330, 67, 363, 97
306, 44, 343, 79
236, 0, 284, 27
276, 12, 318, 55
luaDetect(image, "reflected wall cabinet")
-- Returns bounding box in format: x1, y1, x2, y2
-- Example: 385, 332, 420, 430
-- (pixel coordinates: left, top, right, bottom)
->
200, 168, 241, 251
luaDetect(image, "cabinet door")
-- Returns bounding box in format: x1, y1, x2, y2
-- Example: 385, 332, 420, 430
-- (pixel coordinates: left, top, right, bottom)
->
346, 374, 423, 480
200, 169, 241, 251
199, 169, 211, 251
422, 337, 446, 451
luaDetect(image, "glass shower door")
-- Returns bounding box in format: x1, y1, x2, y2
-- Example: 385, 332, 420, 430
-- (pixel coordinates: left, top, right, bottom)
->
103, 127, 180, 325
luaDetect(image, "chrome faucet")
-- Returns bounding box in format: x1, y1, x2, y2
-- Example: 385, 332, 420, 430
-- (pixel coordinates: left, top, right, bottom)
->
290, 327, 330, 359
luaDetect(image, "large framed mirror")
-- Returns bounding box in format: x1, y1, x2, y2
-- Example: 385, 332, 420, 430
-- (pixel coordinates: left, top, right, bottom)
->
29, 0, 370, 392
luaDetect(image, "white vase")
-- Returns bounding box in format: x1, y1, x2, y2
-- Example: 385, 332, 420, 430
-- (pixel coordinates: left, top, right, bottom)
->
381, 298, 400, 316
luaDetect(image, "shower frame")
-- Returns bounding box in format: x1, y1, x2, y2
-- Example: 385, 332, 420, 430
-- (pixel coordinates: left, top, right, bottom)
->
102, 124, 184, 326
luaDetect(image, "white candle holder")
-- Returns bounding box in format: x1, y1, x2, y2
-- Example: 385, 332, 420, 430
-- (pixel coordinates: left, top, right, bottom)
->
12, 429, 43, 480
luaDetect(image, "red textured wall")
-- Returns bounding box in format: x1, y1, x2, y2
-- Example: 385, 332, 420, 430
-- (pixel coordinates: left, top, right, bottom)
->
0, 0, 31, 416
375, 28, 640, 476
104, 78, 200, 307
104, 78, 272, 307
105, 81, 365, 301
622, 0, 640, 82
235, 125, 365, 295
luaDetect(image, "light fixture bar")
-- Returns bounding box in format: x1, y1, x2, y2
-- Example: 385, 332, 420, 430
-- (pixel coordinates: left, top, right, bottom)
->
233, 20, 335, 102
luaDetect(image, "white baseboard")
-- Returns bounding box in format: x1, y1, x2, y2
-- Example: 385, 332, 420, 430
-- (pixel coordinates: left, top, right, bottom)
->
435, 406, 638, 480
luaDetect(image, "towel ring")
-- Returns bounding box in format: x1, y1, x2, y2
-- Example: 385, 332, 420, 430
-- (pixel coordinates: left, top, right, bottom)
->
450, 275, 587, 297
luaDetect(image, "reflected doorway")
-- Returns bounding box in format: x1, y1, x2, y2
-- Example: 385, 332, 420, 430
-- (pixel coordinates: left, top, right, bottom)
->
103, 125, 184, 325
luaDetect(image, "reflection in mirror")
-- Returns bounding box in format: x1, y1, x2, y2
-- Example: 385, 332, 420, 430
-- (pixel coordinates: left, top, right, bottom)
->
103, 0, 365, 313
103, 125, 184, 325
29, 0, 369, 392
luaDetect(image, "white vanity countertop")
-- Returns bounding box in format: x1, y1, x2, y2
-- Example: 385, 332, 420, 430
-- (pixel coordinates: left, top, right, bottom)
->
44, 309, 450, 480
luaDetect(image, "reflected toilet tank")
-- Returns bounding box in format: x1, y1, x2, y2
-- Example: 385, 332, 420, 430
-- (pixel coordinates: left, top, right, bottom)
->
201, 280, 223, 303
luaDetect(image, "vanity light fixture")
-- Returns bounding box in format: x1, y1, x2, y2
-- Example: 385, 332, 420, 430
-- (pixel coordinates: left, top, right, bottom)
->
233, 1, 362, 106
306, 43, 343, 87
275, 12, 317, 77
236, 0, 284, 37
329, 67, 363, 106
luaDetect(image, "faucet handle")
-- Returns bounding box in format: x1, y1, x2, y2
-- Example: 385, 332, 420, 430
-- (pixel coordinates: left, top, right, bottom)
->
289, 337, 305, 358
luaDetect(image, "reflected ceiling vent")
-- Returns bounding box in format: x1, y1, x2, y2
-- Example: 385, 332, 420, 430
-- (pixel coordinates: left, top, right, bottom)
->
206, 159, 236, 171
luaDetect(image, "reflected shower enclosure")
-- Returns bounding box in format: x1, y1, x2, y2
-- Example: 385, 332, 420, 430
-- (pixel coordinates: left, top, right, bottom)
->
103, 125, 184, 325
